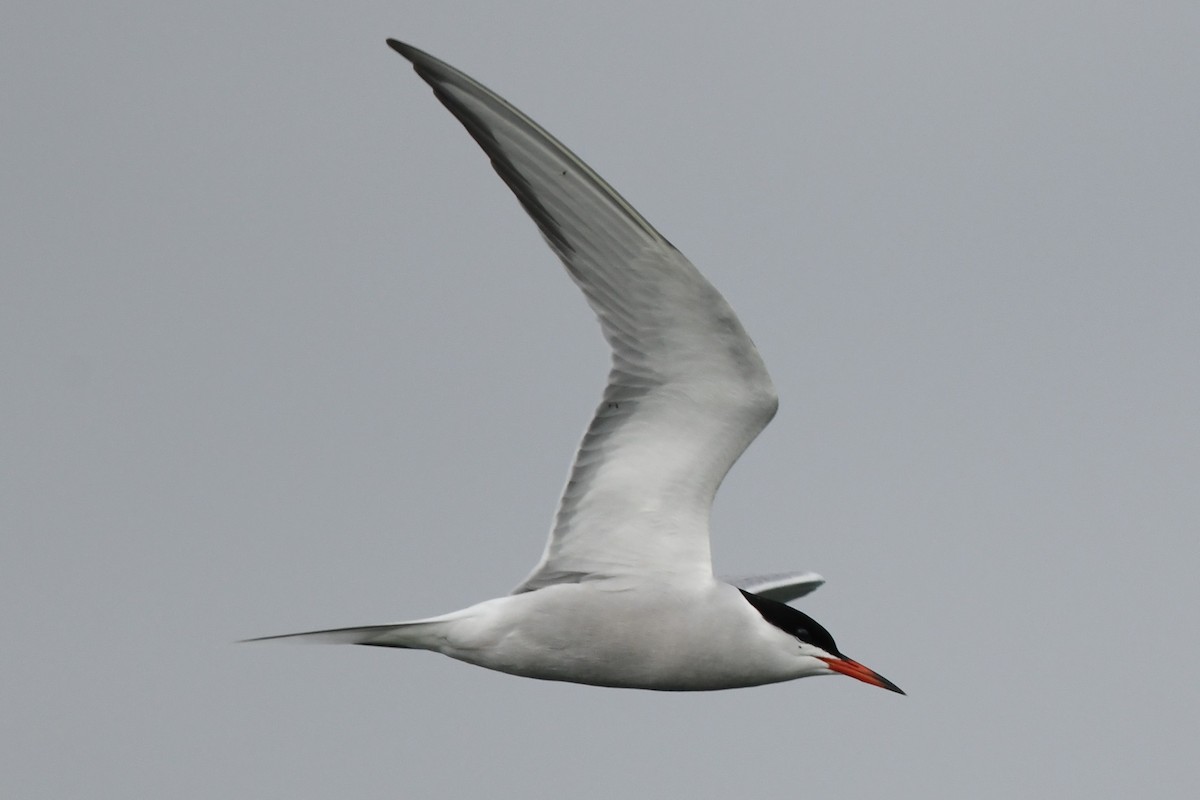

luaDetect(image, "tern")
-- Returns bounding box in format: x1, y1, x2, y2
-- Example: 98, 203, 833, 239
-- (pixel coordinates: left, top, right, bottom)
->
248, 41, 903, 695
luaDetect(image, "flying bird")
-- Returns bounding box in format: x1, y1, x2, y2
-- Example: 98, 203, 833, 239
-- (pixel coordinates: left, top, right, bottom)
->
248, 40, 902, 695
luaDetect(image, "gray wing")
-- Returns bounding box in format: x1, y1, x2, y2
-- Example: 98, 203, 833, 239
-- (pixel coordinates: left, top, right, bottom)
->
725, 571, 826, 603
389, 42, 778, 590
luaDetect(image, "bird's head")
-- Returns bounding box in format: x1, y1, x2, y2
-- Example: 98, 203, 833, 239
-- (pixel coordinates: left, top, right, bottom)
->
740, 589, 904, 694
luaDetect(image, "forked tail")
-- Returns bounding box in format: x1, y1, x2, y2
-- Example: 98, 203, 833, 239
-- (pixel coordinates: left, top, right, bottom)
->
240, 619, 449, 649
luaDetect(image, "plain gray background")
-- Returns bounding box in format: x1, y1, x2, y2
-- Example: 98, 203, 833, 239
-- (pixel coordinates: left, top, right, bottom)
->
5, 2, 1198, 798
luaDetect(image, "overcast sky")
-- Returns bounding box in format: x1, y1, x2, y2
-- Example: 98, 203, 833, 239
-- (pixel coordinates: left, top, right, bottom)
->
4, 3, 1199, 798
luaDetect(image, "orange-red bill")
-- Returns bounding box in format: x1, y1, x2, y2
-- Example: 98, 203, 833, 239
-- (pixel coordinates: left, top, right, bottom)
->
819, 657, 905, 695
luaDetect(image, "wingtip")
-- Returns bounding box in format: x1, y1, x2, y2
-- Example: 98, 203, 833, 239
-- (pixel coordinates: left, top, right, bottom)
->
236, 634, 281, 644
385, 38, 416, 62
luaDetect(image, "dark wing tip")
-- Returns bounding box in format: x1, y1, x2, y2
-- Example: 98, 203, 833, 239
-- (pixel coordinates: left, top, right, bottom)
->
386, 39, 440, 70
386, 39, 432, 67
385, 40, 458, 89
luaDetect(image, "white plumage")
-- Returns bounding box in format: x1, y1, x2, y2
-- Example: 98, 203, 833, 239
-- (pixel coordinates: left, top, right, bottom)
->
247, 41, 901, 695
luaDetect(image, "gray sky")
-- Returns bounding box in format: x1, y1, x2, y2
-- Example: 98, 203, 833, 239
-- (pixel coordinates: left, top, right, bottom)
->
5, 2, 1199, 798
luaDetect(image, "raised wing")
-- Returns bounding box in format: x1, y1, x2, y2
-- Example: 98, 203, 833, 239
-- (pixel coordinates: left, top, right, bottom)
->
389, 41, 778, 590
724, 571, 825, 603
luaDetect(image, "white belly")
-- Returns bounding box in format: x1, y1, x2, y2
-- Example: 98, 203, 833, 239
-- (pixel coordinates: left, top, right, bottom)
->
434, 579, 807, 690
